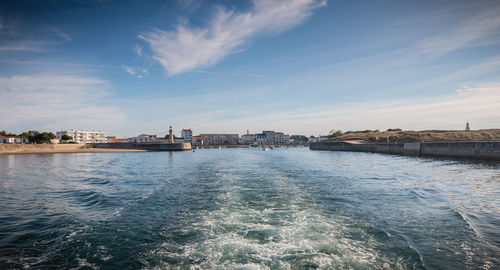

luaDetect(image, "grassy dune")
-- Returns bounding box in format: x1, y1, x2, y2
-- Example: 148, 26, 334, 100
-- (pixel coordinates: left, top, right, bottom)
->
328, 129, 500, 142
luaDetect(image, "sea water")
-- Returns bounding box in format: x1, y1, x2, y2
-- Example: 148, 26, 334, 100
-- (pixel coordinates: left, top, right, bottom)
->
0, 148, 498, 269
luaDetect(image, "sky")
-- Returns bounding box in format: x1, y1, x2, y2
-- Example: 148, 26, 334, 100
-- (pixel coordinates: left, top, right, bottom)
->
1, 0, 499, 137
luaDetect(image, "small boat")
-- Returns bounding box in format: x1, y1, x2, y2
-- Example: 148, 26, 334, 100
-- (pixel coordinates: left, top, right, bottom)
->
263, 147, 269, 151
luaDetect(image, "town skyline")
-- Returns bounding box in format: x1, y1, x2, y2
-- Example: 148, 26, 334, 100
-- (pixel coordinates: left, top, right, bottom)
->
1, 0, 500, 137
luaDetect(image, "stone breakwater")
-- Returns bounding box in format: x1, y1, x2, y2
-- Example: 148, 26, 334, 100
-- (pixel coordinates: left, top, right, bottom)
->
93, 142, 191, 151
310, 141, 500, 160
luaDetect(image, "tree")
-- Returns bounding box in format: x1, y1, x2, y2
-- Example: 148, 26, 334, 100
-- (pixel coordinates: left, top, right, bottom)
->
61, 134, 73, 141
328, 130, 343, 138
0, 130, 16, 136
18, 132, 35, 143
31, 132, 56, 144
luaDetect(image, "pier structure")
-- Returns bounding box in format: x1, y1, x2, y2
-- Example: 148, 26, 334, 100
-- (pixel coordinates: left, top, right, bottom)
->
310, 141, 500, 160
93, 142, 191, 151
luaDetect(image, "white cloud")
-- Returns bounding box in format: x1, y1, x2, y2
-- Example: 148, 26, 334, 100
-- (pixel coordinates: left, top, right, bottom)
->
0, 74, 126, 133
122, 65, 137, 75
236, 83, 500, 134
139, 0, 326, 75
0, 19, 72, 53
122, 82, 500, 136
417, 6, 500, 55
121, 65, 149, 78
133, 44, 143, 56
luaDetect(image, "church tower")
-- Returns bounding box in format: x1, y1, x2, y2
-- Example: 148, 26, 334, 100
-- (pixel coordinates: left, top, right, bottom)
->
465, 122, 470, 131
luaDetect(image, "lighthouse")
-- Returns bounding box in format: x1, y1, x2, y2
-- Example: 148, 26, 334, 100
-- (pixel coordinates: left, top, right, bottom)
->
169, 126, 174, 143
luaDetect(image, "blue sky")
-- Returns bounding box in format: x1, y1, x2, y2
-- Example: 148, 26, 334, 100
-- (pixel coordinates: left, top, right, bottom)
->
1, 0, 499, 137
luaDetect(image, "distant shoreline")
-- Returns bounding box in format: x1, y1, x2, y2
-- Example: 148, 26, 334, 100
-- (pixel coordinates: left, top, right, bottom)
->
0, 143, 146, 155
0, 148, 146, 155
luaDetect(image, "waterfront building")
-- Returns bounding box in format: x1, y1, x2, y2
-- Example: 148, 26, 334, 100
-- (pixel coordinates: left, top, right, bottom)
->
131, 134, 157, 143
50, 138, 60, 144
200, 134, 239, 145
254, 130, 290, 145
318, 135, 329, 142
181, 129, 193, 144
191, 136, 202, 146
255, 133, 267, 145
274, 132, 290, 144
108, 138, 130, 143
241, 133, 255, 144
156, 137, 168, 143
56, 130, 107, 143
161, 135, 182, 143
0, 136, 29, 144
290, 135, 308, 144
240, 130, 255, 145
174, 137, 185, 143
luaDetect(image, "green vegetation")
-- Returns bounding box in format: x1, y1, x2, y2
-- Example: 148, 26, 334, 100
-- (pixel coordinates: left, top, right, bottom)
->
386, 128, 402, 132
61, 134, 73, 141
0, 131, 17, 136
15, 131, 56, 144
30, 132, 56, 144
328, 130, 343, 138
345, 130, 380, 134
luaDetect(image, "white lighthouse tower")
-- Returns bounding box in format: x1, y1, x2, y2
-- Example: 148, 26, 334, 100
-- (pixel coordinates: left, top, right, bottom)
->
169, 126, 174, 143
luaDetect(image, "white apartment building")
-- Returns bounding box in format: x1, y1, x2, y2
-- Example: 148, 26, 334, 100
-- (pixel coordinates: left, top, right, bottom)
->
181, 129, 193, 143
56, 130, 107, 143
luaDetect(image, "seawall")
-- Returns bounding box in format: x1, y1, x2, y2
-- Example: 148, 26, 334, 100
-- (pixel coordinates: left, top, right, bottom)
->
93, 142, 191, 151
0, 143, 89, 154
310, 141, 500, 160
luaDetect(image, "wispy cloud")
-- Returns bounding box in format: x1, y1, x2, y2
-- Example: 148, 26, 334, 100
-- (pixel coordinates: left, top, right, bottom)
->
45, 26, 72, 42
121, 82, 500, 135
139, 0, 326, 75
121, 65, 149, 78
0, 17, 72, 54
133, 44, 143, 56
417, 6, 500, 56
228, 83, 499, 134
0, 74, 125, 132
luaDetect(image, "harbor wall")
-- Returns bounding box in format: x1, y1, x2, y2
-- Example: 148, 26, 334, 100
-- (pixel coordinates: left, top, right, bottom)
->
93, 142, 191, 151
0, 143, 89, 154
310, 141, 500, 160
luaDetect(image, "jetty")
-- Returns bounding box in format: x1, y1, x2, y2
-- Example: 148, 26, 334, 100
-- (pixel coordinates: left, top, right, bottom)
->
93, 142, 191, 151
310, 141, 500, 160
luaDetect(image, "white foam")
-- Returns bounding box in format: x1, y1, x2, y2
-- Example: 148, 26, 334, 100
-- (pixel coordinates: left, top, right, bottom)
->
142, 167, 405, 269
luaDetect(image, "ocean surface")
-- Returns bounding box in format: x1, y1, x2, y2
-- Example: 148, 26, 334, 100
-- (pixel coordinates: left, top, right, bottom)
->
0, 148, 499, 269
